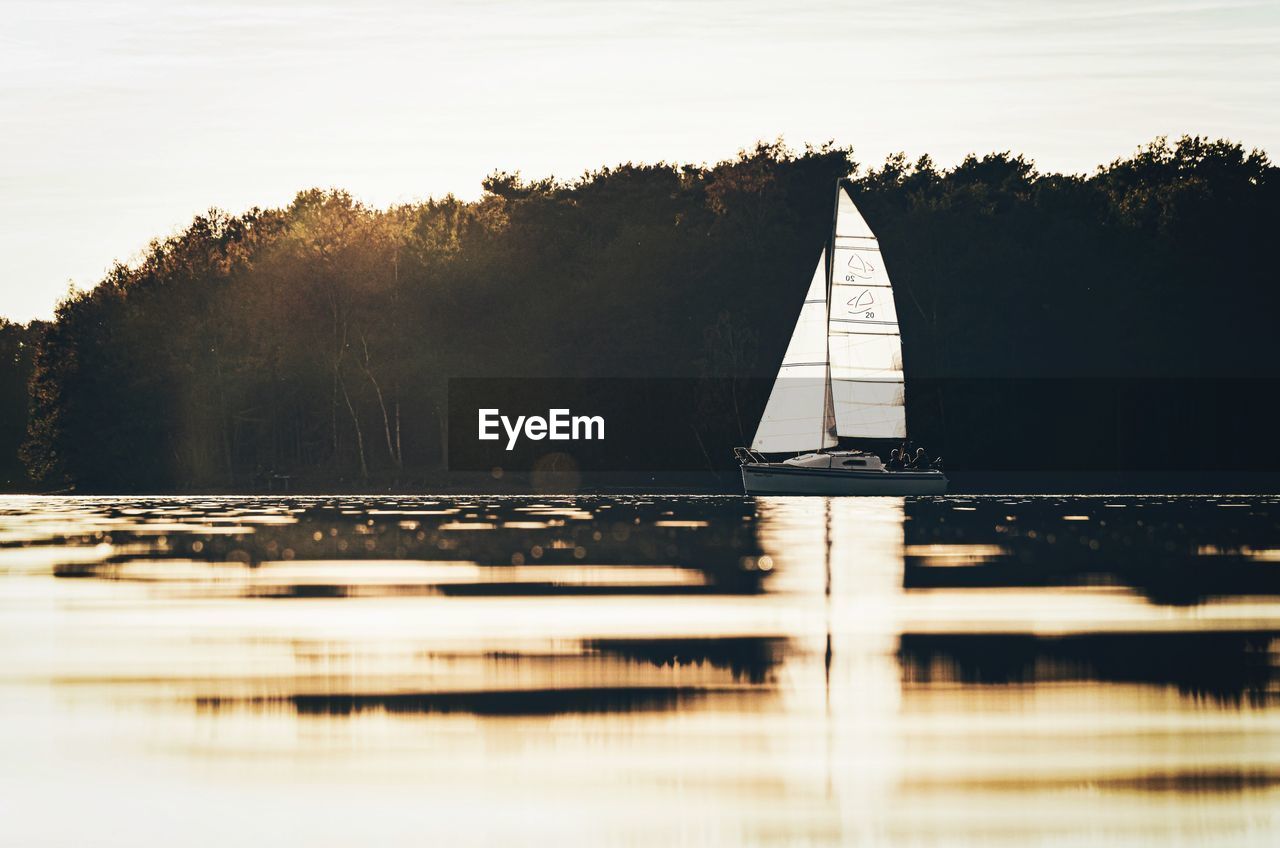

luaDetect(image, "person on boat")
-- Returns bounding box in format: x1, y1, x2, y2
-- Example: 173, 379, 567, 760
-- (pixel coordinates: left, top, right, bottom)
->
887, 449, 903, 471
910, 447, 927, 470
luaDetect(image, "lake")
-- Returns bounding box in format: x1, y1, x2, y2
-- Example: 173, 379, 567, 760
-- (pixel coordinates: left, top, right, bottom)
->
1, 494, 1277, 845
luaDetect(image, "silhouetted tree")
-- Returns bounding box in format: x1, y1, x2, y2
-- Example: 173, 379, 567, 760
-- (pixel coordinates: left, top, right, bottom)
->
7, 135, 1276, 490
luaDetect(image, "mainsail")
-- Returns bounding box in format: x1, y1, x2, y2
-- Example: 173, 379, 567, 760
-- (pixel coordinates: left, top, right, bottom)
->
827, 187, 907, 439
750, 250, 838, 453
749, 184, 907, 453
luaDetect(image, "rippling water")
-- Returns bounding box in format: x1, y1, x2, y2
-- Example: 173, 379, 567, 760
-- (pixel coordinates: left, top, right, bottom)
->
1, 494, 1277, 845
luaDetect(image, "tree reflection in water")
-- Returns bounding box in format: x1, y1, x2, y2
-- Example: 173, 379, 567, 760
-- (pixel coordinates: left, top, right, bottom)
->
0, 494, 1277, 845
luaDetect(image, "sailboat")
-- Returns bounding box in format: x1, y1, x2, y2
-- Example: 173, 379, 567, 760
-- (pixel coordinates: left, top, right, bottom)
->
735, 180, 948, 495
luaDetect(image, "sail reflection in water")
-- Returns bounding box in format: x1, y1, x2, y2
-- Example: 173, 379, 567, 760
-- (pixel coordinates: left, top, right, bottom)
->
0, 494, 1277, 844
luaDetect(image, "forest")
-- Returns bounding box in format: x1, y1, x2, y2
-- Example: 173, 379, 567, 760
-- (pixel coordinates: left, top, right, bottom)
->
1, 135, 1277, 492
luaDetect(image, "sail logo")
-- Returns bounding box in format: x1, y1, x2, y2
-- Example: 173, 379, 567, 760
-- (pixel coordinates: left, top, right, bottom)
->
847, 289, 875, 320
844, 252, 876, 281
478, 408, 605, 451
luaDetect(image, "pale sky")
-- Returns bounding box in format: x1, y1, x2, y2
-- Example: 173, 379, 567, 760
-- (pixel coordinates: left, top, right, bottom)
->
2, 0, 1277, 321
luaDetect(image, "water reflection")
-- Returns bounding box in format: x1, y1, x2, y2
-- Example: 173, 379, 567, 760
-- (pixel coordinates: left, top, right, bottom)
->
0, 494, 1278, 844
899, 631, 1277, 705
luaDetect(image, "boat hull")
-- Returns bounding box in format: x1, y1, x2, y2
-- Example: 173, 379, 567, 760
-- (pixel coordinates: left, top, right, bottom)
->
741, 463, 947, 496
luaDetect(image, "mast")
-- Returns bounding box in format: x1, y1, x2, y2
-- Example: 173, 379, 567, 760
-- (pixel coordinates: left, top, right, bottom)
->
820, 180, 842, 452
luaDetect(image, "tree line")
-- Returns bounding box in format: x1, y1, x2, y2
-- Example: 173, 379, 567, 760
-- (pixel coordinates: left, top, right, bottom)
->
1, 136, 1275, 491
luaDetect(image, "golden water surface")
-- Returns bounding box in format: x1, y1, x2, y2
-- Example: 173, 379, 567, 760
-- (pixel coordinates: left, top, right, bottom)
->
0, 494, 1276, 845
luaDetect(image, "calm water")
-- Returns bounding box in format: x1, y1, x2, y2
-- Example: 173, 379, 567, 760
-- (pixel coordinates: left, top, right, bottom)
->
1, 494, 1277, 846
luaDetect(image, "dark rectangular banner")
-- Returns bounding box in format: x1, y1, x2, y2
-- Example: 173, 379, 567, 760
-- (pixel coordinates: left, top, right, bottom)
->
447, 377, 1280, 475
447, 378, 738, 473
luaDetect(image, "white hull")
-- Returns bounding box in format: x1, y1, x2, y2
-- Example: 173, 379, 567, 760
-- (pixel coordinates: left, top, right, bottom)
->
741, 463, 947, 496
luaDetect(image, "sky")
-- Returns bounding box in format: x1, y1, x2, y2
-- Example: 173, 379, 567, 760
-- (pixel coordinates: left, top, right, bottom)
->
2, 0, 1277, 322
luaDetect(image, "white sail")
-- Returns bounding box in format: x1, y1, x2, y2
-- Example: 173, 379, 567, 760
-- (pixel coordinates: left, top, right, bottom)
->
750, 250, 838, 453
827, 187, 907, 439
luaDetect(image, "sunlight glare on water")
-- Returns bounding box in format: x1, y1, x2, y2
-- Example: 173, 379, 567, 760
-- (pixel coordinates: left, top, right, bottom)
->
0, 494, 1277, 845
